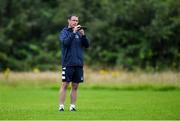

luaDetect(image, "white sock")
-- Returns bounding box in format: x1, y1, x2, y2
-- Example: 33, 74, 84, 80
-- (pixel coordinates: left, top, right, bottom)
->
59, 104, 64, 109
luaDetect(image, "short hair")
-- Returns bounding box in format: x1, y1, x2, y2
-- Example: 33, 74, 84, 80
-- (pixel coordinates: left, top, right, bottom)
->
67, 14, 79, 20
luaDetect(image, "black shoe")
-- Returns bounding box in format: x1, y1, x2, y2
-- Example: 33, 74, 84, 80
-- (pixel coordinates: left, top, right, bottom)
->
70, 107, 76, 112
59, 108, 64, 112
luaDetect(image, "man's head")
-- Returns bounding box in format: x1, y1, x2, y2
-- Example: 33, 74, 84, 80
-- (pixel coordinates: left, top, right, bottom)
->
68, 15, 79, 28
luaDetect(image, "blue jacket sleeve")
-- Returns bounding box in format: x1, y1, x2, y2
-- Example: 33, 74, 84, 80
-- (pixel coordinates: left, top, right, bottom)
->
59, 30, 75, 47
81, 35, 89, 48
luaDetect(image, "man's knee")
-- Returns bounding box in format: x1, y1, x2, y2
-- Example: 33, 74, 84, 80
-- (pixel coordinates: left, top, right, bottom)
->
72, 83, 79, 90
61, 82, 69, 90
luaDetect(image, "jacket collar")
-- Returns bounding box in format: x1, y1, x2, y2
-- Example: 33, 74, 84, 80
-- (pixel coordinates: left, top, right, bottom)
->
65, 26, 73, 32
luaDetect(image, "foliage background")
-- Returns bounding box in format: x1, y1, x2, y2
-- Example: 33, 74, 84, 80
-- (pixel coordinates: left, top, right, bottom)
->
0, 0, 179, 71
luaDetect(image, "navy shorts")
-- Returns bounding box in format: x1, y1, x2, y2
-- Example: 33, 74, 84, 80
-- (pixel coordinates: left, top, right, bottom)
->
62, 66, 84, 83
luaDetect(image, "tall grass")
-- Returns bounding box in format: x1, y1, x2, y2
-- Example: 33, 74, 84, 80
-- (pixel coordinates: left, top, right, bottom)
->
0, 68, 179, 90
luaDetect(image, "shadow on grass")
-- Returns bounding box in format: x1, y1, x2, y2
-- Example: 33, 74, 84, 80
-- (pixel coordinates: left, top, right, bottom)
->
48, 84, 180, 91
0, 79, 179, 91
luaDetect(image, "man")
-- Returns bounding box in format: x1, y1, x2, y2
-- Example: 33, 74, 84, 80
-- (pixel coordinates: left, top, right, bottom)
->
58, 15, 89, 111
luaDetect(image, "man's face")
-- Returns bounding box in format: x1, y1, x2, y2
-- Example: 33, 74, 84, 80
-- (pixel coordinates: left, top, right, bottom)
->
68, 16, 79, 28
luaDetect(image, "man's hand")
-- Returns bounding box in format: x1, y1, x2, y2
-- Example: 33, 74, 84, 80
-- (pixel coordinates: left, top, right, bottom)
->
73, 25, 81, 33
79, 29, 85, 36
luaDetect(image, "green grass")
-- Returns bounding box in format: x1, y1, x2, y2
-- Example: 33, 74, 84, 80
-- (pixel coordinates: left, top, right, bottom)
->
0, 84, 180, 120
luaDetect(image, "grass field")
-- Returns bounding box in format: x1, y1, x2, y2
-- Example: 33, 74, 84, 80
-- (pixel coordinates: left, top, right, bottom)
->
0, 84, 180, 120
0, 70, 180, 120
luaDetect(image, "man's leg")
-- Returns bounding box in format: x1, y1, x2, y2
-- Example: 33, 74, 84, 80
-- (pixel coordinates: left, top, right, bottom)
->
70, 82, 79, 111
59, 82, 69, 111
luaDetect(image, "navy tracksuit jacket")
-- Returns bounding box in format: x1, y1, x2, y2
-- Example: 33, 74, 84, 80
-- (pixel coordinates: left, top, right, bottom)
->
59, 27, 89, 67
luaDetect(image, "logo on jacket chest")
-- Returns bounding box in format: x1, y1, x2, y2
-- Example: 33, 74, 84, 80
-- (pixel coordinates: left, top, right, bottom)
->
75, 34, 79, 39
